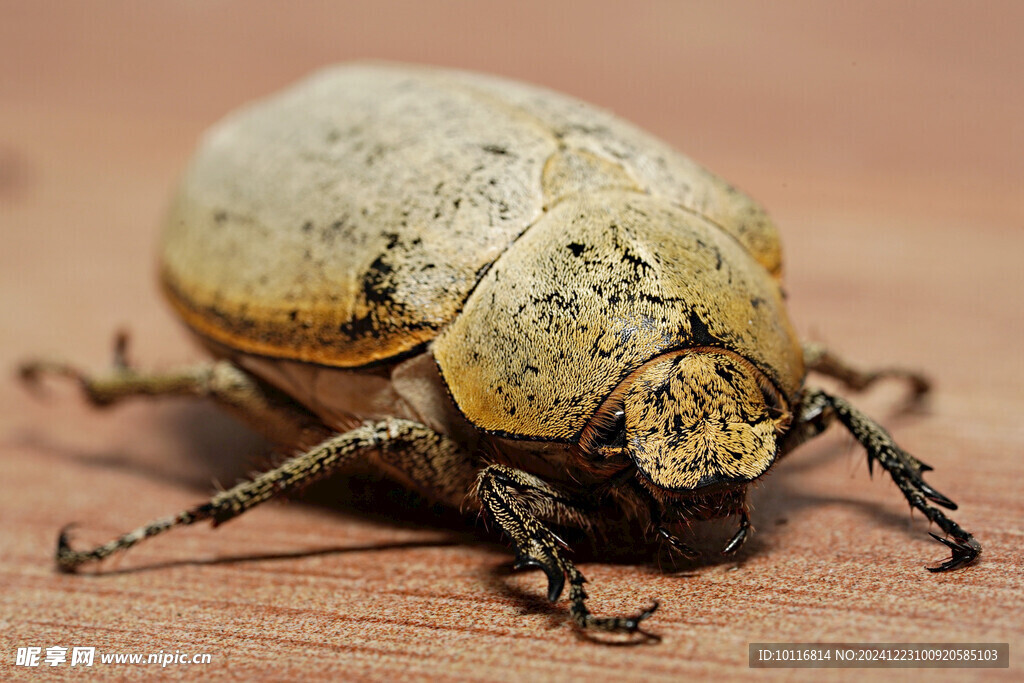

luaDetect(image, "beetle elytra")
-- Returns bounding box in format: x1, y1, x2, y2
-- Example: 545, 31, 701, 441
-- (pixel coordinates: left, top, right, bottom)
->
22, 63, 979, 639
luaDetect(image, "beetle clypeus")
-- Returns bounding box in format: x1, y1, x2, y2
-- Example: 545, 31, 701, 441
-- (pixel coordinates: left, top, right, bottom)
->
22, 63, 979, 639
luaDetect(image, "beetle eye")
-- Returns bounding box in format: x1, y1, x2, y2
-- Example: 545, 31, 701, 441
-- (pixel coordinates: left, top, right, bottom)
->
593, 409, 628, 449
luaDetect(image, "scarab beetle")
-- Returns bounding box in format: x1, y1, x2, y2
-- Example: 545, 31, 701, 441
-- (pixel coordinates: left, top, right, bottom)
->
22, 63, 980, 638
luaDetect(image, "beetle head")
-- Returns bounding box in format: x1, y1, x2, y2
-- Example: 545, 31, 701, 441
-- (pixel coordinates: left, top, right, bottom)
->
581, 348, 790, 507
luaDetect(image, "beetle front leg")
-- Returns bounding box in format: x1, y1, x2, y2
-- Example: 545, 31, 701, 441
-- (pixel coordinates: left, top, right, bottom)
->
56, 418, 465, 570
786, 389, 980, 572
803, 342, 930, 401
476, 464, 658, 638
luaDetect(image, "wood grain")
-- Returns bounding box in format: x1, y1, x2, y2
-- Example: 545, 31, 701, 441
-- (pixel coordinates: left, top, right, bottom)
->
2, 2, 1021, 679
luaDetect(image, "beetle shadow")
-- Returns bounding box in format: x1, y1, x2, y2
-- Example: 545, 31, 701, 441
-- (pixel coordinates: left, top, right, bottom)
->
68, 538, 469, 577
736, 386, 949, 539
20, 397, 945, 578
11, 402, 273, 494
743, 430, 958, 553
478, 563, 664, 646
482, 564, 567, 632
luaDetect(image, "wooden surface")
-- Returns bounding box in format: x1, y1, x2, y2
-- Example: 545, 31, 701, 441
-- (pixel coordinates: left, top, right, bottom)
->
2, 1, 1021, 680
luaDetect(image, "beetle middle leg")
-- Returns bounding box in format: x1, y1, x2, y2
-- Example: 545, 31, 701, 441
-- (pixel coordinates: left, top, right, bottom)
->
476, 464, 658, 638
784, 389, 980, 572
56, 418, 475, 570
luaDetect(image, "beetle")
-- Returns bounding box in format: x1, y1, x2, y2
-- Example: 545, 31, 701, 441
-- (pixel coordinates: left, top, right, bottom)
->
21, 63, 979, 638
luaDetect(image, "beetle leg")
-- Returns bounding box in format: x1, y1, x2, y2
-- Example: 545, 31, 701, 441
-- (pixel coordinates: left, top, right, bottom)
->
790, 389, 980, 572
481, 465, 597, 531
654, 509, 749, 558
721, 509, 751, 555
780, 388, 835, 455
655, 526, 699, 559
476, 464, 658, 638
803, 342, 930, 402
371, 421, 479, 509
643, 498, 699, 559
19, 336, 326, 448
55, 418, 466, 570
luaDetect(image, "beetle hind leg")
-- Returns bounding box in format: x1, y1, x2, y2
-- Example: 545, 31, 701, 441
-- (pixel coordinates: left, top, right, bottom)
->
787, 389, 980, 572
19, 332, 326, 448
476, 464, 659, 639
803, 342, 930, 402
